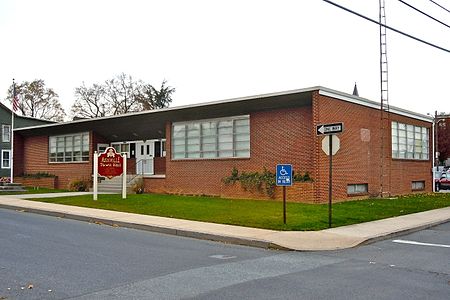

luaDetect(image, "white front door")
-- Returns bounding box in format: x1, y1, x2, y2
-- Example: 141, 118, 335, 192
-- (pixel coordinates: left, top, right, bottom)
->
135, 141, 154, 175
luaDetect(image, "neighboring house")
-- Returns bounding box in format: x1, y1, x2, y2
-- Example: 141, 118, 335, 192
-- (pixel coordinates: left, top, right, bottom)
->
0, 102, 54, 180
13, 86, 433, 203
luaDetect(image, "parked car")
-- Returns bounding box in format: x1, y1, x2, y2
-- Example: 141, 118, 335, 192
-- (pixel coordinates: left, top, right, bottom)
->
436, 172, 450, 191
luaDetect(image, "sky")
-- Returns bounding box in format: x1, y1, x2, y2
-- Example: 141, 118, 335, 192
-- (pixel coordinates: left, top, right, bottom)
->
0, 0, 449, 119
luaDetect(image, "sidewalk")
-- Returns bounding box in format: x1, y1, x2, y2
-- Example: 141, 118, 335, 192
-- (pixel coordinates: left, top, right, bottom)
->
1, 193, 449, 251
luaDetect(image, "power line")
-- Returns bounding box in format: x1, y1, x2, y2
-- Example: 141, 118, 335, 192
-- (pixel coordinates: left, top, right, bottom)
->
428, 0, 450, 14
398, 0, 450, 29
322, 0, 450, 53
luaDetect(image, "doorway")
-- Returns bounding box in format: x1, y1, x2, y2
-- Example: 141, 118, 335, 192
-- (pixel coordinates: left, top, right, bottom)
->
135, 141, 154, 175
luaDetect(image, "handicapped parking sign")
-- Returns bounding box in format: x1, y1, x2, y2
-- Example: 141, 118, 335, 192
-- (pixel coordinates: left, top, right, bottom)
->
276, 164, 293, 186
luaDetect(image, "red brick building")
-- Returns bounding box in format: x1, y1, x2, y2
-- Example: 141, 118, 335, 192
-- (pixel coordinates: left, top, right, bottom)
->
13, 87, 433, 203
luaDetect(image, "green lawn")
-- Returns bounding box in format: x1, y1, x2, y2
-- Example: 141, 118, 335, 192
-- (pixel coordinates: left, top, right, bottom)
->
0, 187, 68, 195
26, 192, 450, 231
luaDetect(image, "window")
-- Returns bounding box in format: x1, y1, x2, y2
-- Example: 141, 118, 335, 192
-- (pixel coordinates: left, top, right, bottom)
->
172, 116, 250, 159
155, 140, 166, 157
2, 125, 11, 142
1, 150, 11, 169
412, 181, 425, 191
391, 121, 429, 160
347, 183, 368, 195
111, 143, 130, 158
49, 133, 89, 162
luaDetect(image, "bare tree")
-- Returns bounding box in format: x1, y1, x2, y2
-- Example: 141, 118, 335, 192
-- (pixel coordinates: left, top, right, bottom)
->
6, 79, 66, 122
71, 83, 107, 118
70, 73, 174, 119
139, 80, 175, 110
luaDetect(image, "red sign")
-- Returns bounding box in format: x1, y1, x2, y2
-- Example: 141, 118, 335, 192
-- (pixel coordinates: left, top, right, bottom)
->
98, 147, 124, 179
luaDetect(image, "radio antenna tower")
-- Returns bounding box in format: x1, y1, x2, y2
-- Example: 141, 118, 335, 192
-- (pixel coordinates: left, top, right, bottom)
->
379, 0, 391, 197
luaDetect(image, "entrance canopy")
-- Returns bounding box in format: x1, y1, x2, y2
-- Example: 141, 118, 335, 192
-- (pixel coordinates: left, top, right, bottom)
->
15, 88, 314, 142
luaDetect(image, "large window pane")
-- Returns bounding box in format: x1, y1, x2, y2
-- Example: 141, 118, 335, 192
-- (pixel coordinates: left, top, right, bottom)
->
49, 133, 89, 163
391, 121, 429, 161
172, 116, 250, 159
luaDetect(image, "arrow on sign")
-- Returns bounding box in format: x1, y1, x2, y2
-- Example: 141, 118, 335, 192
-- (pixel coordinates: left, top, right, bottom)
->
318, 125, 326, 134
316, 123, 344, 135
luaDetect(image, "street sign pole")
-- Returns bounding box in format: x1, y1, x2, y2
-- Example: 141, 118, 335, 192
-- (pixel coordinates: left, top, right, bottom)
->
328, 135, 333, 228
276, 164, 292, 225
283, 186, 286, 224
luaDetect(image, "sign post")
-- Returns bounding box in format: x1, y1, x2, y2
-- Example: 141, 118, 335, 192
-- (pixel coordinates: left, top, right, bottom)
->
317, 123, 343, 228
122, 153, 127, 199
93, 151, 98, 201
276, 164, 292, 224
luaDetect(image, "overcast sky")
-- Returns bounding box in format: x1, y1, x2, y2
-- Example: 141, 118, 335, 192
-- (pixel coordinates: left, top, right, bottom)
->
1, 0, 449, 118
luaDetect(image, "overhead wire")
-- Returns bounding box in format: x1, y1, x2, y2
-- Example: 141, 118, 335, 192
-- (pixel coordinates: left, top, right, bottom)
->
428, 0, 450, 14
322, 0, 450, 53
397, 0, 450, 29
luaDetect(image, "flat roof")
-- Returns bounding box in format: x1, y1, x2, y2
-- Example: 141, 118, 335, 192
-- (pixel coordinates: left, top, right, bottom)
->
15, 86, 432, 142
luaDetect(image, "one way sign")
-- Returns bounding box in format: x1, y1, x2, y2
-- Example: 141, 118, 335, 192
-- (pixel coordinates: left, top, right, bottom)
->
316, 123, 344, 135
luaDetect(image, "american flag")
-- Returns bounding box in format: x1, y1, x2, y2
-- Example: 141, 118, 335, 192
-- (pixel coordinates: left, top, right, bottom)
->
12, 83, 19, 112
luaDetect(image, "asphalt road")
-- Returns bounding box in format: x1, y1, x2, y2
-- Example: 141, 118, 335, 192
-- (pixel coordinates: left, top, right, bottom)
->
0, 208, 449, 300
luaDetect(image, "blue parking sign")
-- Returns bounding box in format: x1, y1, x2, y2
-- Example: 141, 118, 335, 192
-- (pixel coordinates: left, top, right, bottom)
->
276, 164, 293, 186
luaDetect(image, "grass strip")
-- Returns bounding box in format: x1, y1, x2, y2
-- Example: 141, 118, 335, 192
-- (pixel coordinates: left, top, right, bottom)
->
24, 192, 450, 231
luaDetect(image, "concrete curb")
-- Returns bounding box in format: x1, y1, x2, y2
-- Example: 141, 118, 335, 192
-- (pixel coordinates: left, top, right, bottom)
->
1, 198, 449, 251
0, 203, 289, 251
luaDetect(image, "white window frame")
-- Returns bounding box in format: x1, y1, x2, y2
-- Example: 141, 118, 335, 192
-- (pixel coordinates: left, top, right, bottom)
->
49, 132, 90, 163
1, 150, 11, 169
391, 121, 429, 160
2, 125, 11, 143
172, 115, 250, 160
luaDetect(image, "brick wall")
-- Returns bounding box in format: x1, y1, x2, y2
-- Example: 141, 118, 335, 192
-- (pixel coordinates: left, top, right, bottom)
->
14, 176, 56, 189
19, 132, 109, 189
145, 106, 315, 197
313, 92, 432, 202
13, 133, 24, 177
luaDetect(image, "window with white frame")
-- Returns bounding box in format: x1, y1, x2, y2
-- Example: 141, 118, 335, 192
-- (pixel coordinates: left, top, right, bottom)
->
391, 122, 429, 160
1, 150, 11, 169
2, 125, 11, 142
49, 132, 89, 162
172, 116, 250, 159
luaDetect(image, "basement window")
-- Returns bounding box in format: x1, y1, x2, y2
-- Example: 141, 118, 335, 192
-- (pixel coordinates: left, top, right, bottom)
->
412, 181, 425, 191
347, 183, 368, 195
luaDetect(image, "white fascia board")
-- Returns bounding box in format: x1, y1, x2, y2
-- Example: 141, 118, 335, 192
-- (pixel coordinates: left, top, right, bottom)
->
318, 88, 433, 123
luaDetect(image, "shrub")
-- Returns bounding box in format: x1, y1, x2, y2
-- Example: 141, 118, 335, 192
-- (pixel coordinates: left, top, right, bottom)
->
132, 177, 144, 194
223, 168, 314, 198
21, 172, 56, 178
69, 178, 91, 192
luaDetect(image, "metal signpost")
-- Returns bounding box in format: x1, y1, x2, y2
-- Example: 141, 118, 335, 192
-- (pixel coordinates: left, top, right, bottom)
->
317, 123, 343, 228
276, 164, 292, 224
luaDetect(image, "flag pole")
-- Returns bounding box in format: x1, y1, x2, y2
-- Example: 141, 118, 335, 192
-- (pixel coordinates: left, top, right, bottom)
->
10, 79, 16, 183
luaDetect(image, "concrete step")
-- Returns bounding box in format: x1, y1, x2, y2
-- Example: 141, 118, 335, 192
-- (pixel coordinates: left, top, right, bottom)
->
0, 183, 27, 192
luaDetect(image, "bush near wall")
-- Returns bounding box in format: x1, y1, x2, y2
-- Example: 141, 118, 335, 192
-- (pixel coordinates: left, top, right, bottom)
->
220, 181, 315, 203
